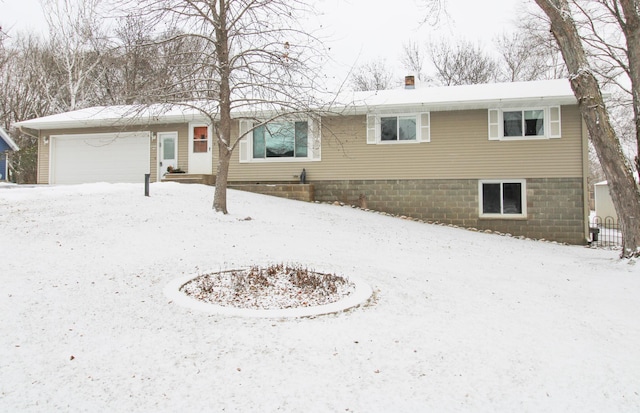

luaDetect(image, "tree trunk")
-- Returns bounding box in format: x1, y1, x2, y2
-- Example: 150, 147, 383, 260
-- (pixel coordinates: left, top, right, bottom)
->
212, 0, 231, 214
618, 0, 640, 173
535, 0, 640, 258
213, 144, 230, 213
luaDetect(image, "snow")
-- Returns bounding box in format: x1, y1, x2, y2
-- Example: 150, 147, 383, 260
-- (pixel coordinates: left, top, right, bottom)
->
13, 104, 206, 131
343, 78, 577, 112
1, 182, 640, 412
16, 79, 577, 130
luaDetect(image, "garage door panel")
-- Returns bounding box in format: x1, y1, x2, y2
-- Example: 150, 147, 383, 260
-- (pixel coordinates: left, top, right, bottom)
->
51, 132, 150, 184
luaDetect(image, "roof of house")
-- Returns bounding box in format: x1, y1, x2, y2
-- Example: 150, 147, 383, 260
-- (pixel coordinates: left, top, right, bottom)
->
345, 78, 576, 112
14, 104, 208, 131
0, 126, 19, 151
15, 79, 577, 131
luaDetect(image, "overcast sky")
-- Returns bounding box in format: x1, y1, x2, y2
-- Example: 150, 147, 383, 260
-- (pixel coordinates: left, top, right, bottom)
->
2, 0, 526, 88
317, 0, 525, 86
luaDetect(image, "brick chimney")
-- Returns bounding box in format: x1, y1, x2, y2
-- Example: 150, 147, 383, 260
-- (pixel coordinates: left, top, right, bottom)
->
404, 75, 415, 89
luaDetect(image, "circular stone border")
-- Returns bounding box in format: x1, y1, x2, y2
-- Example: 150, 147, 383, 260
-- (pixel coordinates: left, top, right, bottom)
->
163, 271, 373, 318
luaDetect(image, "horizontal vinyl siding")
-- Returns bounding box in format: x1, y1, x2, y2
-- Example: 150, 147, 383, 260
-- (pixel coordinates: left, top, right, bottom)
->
224, 121, 313, 182
150, 135, 158, 182
225, 105, 584, 182
37, 135, 48, 184
176, 125, 189, 172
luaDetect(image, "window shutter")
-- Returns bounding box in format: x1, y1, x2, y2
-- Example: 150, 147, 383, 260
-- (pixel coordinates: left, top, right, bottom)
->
488, 109, 500, 140
238, 120, 252, 163
419, 112, 430, 142
366, 115, 378, 144
549, 106, 561, 138
308, 116, 321, 160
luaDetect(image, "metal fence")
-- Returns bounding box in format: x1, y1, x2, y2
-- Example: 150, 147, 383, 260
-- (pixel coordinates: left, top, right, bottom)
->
590, 216, 623, 248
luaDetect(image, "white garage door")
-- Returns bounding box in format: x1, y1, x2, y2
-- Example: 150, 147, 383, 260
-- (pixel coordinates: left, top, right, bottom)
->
51, 132, 150, 184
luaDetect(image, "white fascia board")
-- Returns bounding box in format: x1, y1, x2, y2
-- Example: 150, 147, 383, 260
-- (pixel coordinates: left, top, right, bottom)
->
336, 79, 578, 115
341, 96, 578, 116
14, 104, 213, 131
17, 114, 207, 131
13, 80, 580, 129
0, 127, 19, 151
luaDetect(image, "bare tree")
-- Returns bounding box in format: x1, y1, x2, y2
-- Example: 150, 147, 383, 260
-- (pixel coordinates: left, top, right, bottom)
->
570, 0, 640, 173
131, 0, 329, 213
418, 0, 447, 26
42, 0, 106, 111
518, 1, 639, 171
1, 7, 123, 182
0, 33, 55, 183
0, 3, 217, 182
535, 0, 640, 258
495, 30, 566, 81
401, 40, 429, 82
0, 24, 7, 59
429, 39, 500, 85
96, 15, 160, 105
350, 59, 395, 91
0, 26, 12, 125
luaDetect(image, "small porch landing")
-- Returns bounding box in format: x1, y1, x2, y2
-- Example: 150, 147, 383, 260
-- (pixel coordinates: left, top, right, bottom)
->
162, 173, 215, 186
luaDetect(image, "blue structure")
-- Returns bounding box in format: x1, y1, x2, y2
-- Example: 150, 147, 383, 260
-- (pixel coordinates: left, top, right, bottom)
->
0, 127, 19, 181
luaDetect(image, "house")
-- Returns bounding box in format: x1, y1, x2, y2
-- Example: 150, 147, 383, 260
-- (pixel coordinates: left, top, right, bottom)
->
0, 126, 19, 181
14, 79, 590, 244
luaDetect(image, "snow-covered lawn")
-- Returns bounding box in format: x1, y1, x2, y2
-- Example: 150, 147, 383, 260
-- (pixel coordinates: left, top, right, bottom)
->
1, 182, 639, 412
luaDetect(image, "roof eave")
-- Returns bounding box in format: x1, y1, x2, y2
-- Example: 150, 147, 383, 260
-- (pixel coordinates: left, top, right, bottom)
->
0, 127, 20, 151
344, 95, 579, 115
14, 113, 208, 131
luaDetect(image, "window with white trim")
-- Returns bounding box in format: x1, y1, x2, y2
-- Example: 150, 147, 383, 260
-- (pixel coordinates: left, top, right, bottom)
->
238, 117, 321, 163
488, 107, 561, 140
253, 121, 307, 158
367, 113, 430, 144
479, 179, 527, 218
192, 125, 209, 152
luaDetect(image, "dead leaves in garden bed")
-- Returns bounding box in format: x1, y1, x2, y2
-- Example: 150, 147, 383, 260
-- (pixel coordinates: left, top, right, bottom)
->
180, 264, 355, 310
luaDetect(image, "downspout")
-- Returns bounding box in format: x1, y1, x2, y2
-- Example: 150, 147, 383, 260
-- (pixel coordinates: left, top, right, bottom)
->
581, 117, 590, 243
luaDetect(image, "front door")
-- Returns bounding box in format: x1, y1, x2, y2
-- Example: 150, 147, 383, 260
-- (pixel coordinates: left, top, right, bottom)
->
189, 123, 213, 174
158, 132, 178, 179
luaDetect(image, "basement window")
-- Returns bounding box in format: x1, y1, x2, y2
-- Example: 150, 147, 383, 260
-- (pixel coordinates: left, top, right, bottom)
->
479, 179, 527, 218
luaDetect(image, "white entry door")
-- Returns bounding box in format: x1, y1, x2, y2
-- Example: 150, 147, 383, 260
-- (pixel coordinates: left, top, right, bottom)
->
189, 123, 213, 174
158, 132, 178, 179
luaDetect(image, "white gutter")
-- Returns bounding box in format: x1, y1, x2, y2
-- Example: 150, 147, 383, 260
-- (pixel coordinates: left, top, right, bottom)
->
13, 79, 580, 130
0, 127, 19, 151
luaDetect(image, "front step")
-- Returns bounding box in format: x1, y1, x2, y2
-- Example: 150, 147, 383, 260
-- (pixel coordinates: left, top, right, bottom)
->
162, 173, 215, 186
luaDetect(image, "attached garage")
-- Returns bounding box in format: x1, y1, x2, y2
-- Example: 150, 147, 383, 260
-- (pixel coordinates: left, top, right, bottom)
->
50, 132, 150, 184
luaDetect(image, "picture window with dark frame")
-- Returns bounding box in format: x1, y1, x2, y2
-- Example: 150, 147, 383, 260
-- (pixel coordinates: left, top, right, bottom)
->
252, 121, 308, 159
479, 180, 526, 217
